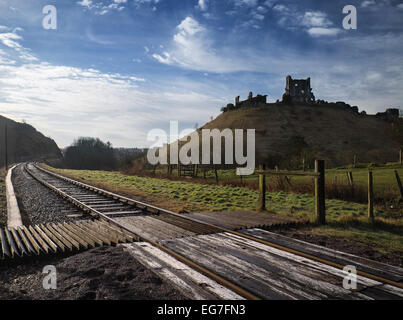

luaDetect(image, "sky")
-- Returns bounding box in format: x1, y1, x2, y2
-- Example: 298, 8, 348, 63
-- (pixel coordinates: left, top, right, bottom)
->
0, 0, 403, 148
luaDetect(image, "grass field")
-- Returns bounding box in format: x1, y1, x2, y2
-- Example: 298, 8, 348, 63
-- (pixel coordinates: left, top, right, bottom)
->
46, 165, 403, 255
140, 163, 403, 205
151, 163, 403, 192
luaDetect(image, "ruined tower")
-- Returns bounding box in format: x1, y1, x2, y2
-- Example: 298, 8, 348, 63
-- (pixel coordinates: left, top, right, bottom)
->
284, 75, 315, 103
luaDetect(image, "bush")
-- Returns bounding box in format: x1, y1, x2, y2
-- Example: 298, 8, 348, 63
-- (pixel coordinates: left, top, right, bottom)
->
64, 137, 117, 170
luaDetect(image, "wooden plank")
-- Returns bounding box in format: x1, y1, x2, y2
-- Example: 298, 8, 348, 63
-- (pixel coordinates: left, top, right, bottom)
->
28, 226, 50, 254
211, 233, 379, 296
96, 220, 135, 242
114, 216, 194, 241
16, 227, 37, 255
103, 210, 142, 216
59, 223, 91, 249
21, 226, 41, 255
97, 220, 135, 241
0, 228, 11, 258
75, 222, 113, 246
69, 222, 104, 246
48, 223, 80, 250
5, 228, 20, 257
173, 234, 373, 300
123, 243, 243, 300
162, 237, 311, 300
83, 221, 119, 245
10, 228, 28, 257
240, 228, 403, 282
138, 242, 244, 300
34, 225, 58, 253
89, 220, 130, 243
39, 224, 68, 252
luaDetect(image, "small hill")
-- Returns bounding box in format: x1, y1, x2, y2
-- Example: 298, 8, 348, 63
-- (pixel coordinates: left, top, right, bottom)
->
200, 103, 400, 168
0, 115, 62, 166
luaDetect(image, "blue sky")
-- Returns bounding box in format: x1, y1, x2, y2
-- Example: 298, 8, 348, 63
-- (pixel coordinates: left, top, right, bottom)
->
0, 0, 403, 148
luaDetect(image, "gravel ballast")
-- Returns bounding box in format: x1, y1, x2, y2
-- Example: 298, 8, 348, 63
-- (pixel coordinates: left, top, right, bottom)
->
12, 164, 81, 225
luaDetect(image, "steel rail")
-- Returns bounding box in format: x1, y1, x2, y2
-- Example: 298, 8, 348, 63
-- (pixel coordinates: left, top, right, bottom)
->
31, 163, 403, 290
24, 163, 261, 300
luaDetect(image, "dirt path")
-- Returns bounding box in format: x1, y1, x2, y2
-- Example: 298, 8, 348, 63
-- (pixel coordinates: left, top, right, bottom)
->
0, 246, 187, 300
274, 226, 403, 268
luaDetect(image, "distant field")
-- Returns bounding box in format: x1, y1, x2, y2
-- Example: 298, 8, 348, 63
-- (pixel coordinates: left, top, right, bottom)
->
298, 164, 403, 192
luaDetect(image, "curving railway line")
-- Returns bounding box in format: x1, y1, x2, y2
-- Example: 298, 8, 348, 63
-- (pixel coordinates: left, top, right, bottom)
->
1, 162, 403, 300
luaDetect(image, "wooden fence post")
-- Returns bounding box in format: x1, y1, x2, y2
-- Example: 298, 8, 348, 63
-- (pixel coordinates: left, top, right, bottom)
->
348, 171, 354, 185
315, 160, 326, 225
353, 154, 357, 167
394, 170, 403, 199
400, 149, 402, 165
214, 165, 219, 184
257, 164, 266, 211
368, 170, 374, 222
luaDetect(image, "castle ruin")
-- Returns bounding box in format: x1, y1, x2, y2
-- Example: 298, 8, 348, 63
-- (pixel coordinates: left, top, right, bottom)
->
284, 75, 315, 104
220, 76, 399, 122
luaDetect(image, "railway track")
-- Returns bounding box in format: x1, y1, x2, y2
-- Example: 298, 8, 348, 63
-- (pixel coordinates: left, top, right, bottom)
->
1, 162, 402, 300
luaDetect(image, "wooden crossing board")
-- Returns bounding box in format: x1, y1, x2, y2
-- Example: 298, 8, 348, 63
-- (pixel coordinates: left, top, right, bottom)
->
186, 210, 302, 230
158, 230, 403, 300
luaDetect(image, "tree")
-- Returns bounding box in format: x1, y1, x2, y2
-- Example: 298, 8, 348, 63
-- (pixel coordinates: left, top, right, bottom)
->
64, 137, 117, 170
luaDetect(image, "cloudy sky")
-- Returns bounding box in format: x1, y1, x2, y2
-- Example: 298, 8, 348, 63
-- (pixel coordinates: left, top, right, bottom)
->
0, 0, 403, 148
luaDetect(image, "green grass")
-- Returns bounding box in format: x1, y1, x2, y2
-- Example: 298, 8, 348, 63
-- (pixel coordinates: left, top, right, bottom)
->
144, 163, 403, 193
50, 167, 388, 222
312, 223, 403, 254
48, 166, 403, 254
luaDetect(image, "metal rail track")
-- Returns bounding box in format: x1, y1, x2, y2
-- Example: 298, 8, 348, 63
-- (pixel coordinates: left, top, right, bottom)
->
22, 163, 403, 295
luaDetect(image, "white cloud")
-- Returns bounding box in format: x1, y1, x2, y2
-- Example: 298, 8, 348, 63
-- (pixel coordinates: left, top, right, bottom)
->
77, 0, 127, 15
397, 3, 403, 9
234, 0, 259, 7
0, 28, 38, 61
197, 0, 208, 11
361, 0, 376, 8
77, 0, 93, 8
152, 17, 266, 73
0, 26, 227, 148
307, 27, 342, 37
273, 7, 341, 37
302, 11, 333, 28
176, 17, 205, 36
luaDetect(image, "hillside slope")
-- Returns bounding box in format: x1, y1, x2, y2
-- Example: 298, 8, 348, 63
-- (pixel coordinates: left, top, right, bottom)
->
200, 103, 399, 168
0, 115, 62, 166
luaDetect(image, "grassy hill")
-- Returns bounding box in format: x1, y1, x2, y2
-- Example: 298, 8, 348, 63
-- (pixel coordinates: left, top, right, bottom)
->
0, 115, 62, 166
200, 103, 400, 168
